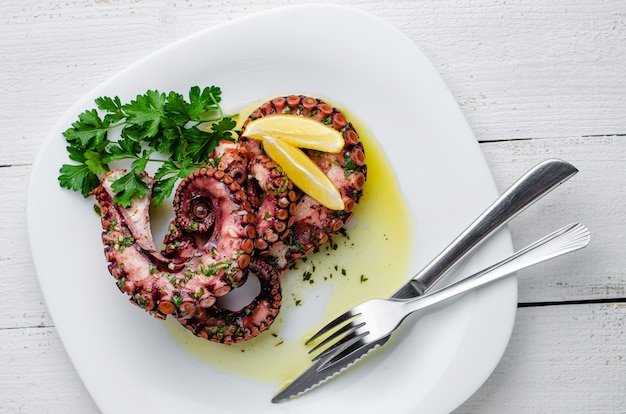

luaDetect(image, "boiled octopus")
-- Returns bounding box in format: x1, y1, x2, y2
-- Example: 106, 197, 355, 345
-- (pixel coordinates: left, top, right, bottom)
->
92, 95, 367, 343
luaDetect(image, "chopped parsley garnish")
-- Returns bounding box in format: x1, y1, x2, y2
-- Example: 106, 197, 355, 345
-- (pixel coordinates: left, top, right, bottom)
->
302, 271, 313, 283
58, 86, 237, 207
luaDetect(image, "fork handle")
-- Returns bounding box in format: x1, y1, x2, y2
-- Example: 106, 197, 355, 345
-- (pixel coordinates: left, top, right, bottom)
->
403, 223, 590, 314
392, 158, 578, 299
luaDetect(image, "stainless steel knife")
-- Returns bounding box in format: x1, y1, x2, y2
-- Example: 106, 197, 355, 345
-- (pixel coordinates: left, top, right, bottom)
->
272, 158, 578, 403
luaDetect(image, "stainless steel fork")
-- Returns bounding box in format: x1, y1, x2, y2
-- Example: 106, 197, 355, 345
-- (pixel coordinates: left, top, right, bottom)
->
306, 223, 590, 370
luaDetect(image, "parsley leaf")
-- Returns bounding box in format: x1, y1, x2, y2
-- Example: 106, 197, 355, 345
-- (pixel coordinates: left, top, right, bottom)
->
122, 90, 166, 138
130, 150, 153, 173
186, 117, 237, 162
152, 176, 179, 207
104, 137, 142, 163
58, 86, 237, 206
84, 150, 109, 175
111, 171, 150, 207
151, 158, 199, 206
164, 91, 194, 124
153, 158, 185, 181
59, 146, 108, 197
96, 96, 125, 124
59, 163, 101, 198
62, 109, 110, 148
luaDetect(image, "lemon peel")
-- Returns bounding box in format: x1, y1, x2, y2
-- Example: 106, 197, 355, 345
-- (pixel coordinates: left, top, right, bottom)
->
261, 135, 344, 210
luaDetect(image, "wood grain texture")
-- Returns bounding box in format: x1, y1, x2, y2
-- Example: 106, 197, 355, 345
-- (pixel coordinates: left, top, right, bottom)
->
454, 303, 626, 413
0, 327, 99, 413
0, 165, 53, 330
2, 304, 624, 413
1, 0, 625, 412
482, 135, 626, 303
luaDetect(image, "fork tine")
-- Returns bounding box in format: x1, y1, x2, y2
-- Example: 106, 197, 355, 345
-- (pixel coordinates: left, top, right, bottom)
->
309, 320, 366, 358
314, 331, 369, 371
305, 309, 360, 345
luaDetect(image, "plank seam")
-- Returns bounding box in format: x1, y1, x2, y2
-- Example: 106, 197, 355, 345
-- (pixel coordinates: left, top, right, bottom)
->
518, 297, 626, 308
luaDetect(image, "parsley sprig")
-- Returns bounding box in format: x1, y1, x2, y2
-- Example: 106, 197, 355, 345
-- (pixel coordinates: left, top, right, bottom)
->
58, 86, 237, 207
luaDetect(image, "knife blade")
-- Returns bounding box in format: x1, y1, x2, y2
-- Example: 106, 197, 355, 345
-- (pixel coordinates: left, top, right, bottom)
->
272, 339, 386, 403
391, 158, 578, 299
271, 158, 578, 403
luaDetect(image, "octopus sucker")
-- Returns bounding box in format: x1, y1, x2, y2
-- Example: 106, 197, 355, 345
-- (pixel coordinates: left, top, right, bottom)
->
94, 167, 257, 325
246, 154, 297, 270
93, 171, 179, 319
170, 166, 254, 293
241, 95, 367, 268
176, 258, 282, 344
93, 94, 367, 344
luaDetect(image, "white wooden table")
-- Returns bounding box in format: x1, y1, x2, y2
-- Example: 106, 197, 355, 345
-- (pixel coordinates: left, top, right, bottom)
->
2, 1, 625, 412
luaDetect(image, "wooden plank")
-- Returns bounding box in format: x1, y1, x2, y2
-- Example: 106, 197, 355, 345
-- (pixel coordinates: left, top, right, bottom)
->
2, 304, 623, 413
481, 135, 626, 303
454, 303, 626, 413
0, 0, 163, 167
8, 136, 624, 322
1, 0, 625, 166
0, 165, 53, 330
4, 120, 624, 327
384, 0, 626, 141
0, 326, 99, 413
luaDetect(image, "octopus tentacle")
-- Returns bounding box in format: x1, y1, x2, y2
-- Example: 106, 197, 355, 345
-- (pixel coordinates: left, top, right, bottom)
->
94, 167, 257, 325
95, 171, 184, 272
176, 258, 281, 344
162, 220, 197, 265
246, 154, 298, 270
172, 167, 255, 296
92, 171, 182, 319
94, 94, 367, 344
241, 95, 367, 266
211, 140, 250, 185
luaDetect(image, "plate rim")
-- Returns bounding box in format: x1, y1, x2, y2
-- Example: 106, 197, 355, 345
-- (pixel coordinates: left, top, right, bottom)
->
26, 4, 516, 414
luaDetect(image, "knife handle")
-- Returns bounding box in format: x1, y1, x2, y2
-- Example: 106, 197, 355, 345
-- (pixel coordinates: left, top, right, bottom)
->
392, 158, 578, 299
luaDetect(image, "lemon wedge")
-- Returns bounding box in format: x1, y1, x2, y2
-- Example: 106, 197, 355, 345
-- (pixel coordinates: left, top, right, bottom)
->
261, 135, 344, 210
242, 114, 344, 153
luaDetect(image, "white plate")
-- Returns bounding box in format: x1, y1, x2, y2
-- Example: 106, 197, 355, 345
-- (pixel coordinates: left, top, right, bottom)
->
27, 5, 516, 414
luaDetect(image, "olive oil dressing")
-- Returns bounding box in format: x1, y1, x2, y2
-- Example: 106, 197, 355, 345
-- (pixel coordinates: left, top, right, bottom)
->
165, 104, 417, 386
